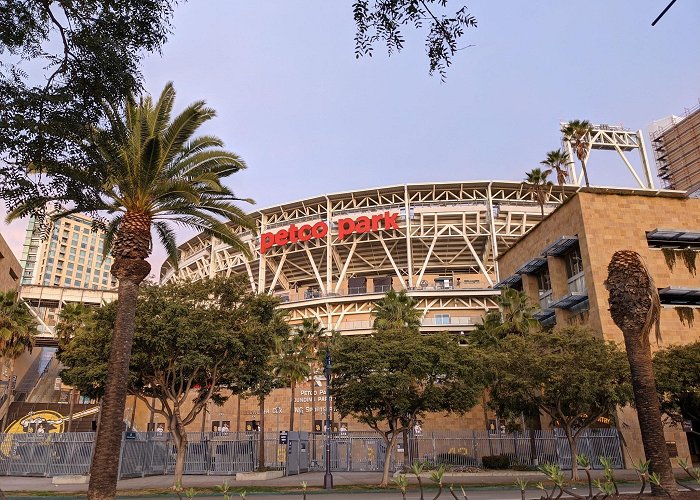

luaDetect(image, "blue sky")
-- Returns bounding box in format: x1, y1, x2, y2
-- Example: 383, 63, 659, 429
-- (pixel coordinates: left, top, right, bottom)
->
2, 0, 700, 269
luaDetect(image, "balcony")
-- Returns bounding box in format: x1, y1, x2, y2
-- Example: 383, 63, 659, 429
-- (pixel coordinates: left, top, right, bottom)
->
335, 316, 480, 333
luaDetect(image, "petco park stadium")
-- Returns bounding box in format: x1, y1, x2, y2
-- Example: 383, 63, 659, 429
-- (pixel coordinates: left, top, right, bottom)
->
160, 181, 572, 333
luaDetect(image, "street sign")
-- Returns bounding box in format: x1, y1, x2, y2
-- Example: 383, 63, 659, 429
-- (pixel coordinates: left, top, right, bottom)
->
279, 430, 288, 444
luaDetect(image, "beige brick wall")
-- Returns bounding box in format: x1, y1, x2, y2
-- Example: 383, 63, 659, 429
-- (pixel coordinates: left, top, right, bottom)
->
498, 190, 700, 466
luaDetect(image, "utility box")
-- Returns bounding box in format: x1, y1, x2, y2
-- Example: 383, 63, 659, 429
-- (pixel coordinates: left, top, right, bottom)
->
286, 431, 309, 475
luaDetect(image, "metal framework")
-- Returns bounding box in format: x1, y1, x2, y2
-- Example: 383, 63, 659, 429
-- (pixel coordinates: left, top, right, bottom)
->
560, 122, 654, 189
163, 181, 575, 334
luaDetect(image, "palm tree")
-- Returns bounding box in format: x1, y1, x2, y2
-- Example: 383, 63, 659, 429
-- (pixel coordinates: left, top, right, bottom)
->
540, 149, 571, 198
275, 334, 312, 432
8, 82, 255, 500
371, 289, 422, 333
561, 120, 594, 187
55, 303, 95, 351
524, 168, 552, 218
295, 319, 327, 437
0, 291, 38, 431
605, 250, 677, 496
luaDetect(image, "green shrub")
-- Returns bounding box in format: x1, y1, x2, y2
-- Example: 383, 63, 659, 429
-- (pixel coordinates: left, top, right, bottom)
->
481, 454, 510, 469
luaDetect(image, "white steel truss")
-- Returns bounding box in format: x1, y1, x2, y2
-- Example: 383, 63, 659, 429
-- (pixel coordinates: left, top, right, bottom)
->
163, 181, 576, 334
561, 122, 654, 189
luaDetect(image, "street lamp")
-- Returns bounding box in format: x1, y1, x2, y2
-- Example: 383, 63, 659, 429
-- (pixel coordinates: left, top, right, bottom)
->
323, 347, 333, 489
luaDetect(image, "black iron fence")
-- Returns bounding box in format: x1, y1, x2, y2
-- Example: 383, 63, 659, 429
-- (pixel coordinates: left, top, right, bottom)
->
0, 428, 623, 478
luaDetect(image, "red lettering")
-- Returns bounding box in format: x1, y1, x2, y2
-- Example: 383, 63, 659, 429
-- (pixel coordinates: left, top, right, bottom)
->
260, 233, 274, 253
312, 221, 328, 238
371, 214, 383, 231
355, 216, 370, 234
298, 225, 313, 241
274, 229, 289, 246
289, 224, 298, 243
383, 212, 399, 231
338, 218, 354, 240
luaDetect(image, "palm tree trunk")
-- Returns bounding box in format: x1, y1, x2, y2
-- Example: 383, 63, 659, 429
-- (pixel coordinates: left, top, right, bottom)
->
289, 379, 296, 432
623, 331, 677, 495
87, 261, 148, 500
581, 157, 590, 187
310, 378, 316, 462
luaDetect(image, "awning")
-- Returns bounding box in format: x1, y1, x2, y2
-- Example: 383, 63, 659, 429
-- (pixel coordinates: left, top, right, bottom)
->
495, 274, 522, 289
514, 257, 548, 275
542, 236, 579, 256
659, 287, 700, 306
533, 308, 555, 321
647, 229, 700, 248
550, 293, 588, 310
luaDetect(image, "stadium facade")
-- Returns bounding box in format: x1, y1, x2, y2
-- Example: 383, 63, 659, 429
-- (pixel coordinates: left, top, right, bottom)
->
161, 181, 571, 335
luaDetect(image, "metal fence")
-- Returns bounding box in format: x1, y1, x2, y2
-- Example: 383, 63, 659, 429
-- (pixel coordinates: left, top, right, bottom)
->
0, 428, 623, 478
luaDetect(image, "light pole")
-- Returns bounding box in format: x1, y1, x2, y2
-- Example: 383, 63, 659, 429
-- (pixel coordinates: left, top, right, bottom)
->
323, 347, 333, 489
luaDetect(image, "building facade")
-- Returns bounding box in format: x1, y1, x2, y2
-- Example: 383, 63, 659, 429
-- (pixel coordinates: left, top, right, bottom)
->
0, 233, 21, 292
162, 181, 570, 336
497, 188, 700, 464
20, 213, 116, 290
651, 102, 700, 197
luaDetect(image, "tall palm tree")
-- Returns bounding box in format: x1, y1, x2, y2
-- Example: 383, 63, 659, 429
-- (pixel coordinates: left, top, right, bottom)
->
8, 82, 255, 500
524, 168, 553, 218
372, 289, 422, 333
0, 290, 38, 431
275, 334, 312, 432
605, 250, 676, 496
296, 319, 327, 436
55, 303, 95, 351
561, 120, 594, 187
540, 149, 571, 198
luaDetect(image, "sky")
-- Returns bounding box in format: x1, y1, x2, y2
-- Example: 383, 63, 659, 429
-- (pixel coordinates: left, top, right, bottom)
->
2, 0, 699, 271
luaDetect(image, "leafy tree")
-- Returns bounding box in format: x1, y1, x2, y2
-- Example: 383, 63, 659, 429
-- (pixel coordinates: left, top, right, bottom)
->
6, 82, 255, 499
653, 341, 700, 437
561, 120, 594, 188
486, 327, 633, 480
524, 168, 552, 218
0, 0, 175, 218
540, 149, 571, 198
0, 290, 38, 431
332, 328, 484, 486
59, 276, 280, 488
371, 289, 422, 332
353, 0, 477, 81
605, 250, 677, 495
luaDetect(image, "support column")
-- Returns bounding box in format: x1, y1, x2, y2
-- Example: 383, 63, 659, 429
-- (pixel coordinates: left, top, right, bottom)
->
257, 213, 267, 293
486, 183, 500, 283
637, 129, 655, 189
404, 185, 413, 288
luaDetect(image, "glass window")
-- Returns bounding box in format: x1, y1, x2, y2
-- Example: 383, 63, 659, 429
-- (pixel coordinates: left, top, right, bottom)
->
78, 257, 85, 264
83, 228, 89, 234
65, 278, 71, 285
537, 268, 552, 293
74, 280, 81, 287
82, 235, 88, 243
435, 314, 451, 325
565, 247, 584, 278
73, 225, 80, 231
77, 265, 84, 272
76, 272, 83, 279
80, 250, 86, 257
67, 262, 74, 269
70, 247, 76, 255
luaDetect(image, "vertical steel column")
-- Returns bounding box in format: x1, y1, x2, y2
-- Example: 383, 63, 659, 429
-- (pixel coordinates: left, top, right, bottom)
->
404, 185, 413, 288
486, 183, 500, 283
257, 213, 267, 293
637, 129, 655, 189
208, 236, 217, 278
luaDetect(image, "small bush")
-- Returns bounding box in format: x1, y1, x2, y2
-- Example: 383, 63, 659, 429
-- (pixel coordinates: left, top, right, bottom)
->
481, 454, 510, 469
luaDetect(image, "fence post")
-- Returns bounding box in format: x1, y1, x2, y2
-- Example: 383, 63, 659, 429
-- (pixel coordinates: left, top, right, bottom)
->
117, 432, 126, 479
431, 432, 436, 464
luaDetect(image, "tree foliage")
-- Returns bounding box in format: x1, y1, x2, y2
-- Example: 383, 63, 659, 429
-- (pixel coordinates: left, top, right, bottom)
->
653, 341, 700, 435
468, 287, 538, 347
485, 327, 633, 479
371, 289, 422, 332
0, 290, 37, 362
58, 276, 283, 486
332, 327, 485, 486
0, 0, 176, 215
353, 0, 477, 80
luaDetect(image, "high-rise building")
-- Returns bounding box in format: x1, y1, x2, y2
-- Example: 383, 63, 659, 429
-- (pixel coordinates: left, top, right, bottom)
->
651, 101, 700, 197
20, 213, 116, 290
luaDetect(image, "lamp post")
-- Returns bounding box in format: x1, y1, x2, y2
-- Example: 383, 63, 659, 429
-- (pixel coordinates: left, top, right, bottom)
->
323, 347, 333, 489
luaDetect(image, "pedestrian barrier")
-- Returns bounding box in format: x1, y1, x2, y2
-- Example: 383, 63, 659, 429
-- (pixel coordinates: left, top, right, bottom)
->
0, 428, 623, 477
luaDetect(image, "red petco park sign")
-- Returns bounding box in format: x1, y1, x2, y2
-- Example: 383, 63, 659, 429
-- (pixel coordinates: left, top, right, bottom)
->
260, 212, 399, 253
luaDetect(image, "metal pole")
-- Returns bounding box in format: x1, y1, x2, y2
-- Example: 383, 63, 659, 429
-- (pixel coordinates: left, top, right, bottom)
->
323, 347, 333, 489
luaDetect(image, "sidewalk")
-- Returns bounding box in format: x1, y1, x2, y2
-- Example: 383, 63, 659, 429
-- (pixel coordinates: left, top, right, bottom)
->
1, 469, 648, 494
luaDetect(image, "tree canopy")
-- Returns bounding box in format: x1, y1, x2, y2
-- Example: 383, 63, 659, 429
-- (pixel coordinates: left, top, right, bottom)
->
653, 341, 700, 436
485, 327, 633, 479
58, 276, 283, 487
